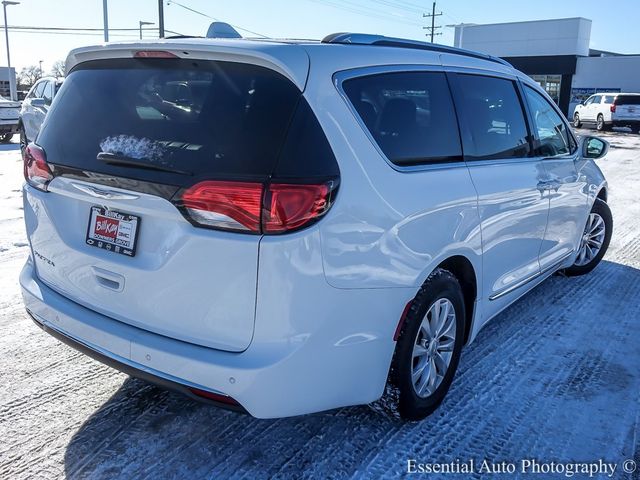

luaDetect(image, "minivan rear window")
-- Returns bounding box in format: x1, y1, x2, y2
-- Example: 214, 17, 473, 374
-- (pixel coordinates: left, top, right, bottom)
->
37, 58, 303, 186
342, 71, 462, 166
615, 95, 640, 105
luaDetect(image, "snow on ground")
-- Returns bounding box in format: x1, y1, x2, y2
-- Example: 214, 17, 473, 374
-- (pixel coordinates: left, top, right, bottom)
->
0, 131, 639, 479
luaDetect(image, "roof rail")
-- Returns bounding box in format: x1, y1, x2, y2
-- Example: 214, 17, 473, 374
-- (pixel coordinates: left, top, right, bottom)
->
321, 33, 512, 67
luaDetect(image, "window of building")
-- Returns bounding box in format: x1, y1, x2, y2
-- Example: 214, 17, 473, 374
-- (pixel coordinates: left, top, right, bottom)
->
530, 74, 562, 105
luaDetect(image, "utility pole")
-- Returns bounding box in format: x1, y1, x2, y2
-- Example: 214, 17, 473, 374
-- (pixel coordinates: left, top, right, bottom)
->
423, 2, 442, 43
38, 60, 43, 78
2, 1, 19, 101
158, 0, 165, 38
102, 0, 109, 41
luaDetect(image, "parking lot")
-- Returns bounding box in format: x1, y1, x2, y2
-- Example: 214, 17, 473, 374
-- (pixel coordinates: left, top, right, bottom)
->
0, 130, 639, 479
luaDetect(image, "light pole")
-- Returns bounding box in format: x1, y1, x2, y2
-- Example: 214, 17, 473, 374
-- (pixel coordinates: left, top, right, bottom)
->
102, 0, 108, 41
2, 0, 18, 101
38, 60, 42, 78
139, 21, 154, 40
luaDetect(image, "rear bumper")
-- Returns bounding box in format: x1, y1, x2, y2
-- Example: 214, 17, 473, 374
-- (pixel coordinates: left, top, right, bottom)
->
0, 119, 19, 133
20, 257, 399, 418
612, 119, 640, 128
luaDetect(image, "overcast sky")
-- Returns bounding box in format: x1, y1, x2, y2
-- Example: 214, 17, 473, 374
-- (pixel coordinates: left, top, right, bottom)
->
3, 0, 639, 74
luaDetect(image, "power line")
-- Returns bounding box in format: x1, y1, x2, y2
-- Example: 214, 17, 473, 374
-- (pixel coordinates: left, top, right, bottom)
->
308, 0, 422, 27
423, 1, 442, 43
166, 0, 268, 38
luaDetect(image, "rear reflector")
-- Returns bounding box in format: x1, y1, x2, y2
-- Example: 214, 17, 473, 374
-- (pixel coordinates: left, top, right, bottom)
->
134, 50, 179, 58
174, 179, 337, 234
393, 300, 414, 341
23, 143, 53, 192
189, 387, 240, 406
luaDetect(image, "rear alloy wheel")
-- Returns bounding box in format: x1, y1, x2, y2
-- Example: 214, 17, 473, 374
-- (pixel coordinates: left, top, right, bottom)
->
573, 113, 581, 128
596, 114, 605, 131
387, 268, 465, 420
0, 133, 13, 143
563, 199, 612, 276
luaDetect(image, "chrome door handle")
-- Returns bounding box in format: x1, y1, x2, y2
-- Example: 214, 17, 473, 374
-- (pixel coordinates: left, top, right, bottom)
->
71, 182, 139, 200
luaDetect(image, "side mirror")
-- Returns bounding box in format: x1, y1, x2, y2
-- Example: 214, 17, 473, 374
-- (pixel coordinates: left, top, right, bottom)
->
580, 136, 609, 160
30, 98, 46, 108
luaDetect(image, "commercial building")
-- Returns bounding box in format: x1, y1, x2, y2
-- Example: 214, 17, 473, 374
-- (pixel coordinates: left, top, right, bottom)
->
0, 66, 17, 99
453, 18, 640, 117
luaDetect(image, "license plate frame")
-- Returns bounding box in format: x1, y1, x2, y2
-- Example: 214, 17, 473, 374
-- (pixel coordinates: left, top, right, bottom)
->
85, 206, 141, 257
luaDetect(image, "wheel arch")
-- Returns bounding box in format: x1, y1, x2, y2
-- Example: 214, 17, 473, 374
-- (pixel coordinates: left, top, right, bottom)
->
596, 187, 607, 203
435, 255, 477, 344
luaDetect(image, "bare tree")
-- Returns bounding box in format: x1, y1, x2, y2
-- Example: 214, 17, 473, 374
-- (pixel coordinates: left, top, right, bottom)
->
49, 60, 65, 79
17, 65, 42, 89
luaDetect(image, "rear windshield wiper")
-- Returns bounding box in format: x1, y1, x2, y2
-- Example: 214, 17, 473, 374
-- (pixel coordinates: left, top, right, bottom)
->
97, 152, 193, 176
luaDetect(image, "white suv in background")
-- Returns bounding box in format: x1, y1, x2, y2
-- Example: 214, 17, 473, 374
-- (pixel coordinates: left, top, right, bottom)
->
21, 34, 612, 420
573, 92, 640, 133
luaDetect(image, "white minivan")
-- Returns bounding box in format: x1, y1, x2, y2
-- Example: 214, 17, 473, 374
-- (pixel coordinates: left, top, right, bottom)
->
20, 33, 612, 420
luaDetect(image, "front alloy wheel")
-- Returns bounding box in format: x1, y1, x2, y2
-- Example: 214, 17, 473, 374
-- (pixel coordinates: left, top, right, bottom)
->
574, 213, 606, 266
563, 198, 612, 276
573, 113, 581, 128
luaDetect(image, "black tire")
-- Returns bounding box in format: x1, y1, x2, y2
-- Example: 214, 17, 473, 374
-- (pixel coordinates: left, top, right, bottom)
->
596, 114, 606, 132
386, 268, 466, 420
573, 113, 581, 128
563, 199, 612, 276
0, 133, 13, 143
19, 125, 27, 157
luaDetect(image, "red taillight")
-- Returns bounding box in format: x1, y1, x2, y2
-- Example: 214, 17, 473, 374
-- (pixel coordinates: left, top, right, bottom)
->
179, 181, 263, 232
134, 50, 179, 58
23, 143, 53, 191
610, 104, 616, 113
174, 179, 337, 234
263, 183, 331, 233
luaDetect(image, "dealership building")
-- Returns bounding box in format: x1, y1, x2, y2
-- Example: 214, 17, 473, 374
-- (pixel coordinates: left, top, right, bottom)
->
453, 17, 640, 117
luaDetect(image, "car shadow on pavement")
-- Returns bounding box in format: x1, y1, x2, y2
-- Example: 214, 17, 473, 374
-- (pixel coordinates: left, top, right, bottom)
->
63, 260, 640, 479
0, 142, 20, 152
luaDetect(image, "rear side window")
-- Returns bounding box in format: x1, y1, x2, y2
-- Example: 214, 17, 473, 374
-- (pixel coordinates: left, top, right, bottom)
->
342, 71, 462, 166
32, 81, 46, 99
603, 95, 615, 104
455, 74, 530, 160
43, 81, 54, 105
37, 58, 303, 186
524, 85, 575, 157
615, 95, 640, 105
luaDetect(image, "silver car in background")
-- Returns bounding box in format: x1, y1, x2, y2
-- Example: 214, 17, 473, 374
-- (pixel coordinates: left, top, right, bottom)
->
0, 95, 21, 143
18, 76, 63, 152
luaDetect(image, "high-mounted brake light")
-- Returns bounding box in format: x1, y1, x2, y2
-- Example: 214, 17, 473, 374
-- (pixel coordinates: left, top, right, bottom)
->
133, 50, 179, 59
174, 179, 337, 234
23, 143, 53, 192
